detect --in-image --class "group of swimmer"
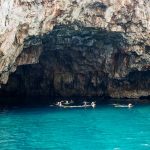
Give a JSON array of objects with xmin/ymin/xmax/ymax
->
[
  {"xmin": 56, "ymin": 100, "xmax": 96, "ymax": 108},
  {"xmin": 54, "ymin": 100, "xmax": 133, "ymax": 109}
]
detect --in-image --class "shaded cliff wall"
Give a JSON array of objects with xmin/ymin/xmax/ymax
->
[
  {"xmin": 0, "ymin": 25, "xmax": 150, "ymax": 99},
  {"xmin": 0, "ymin": 0, "xmax": 149, "ymax": 100},
  {"xmin": 0, "ymin": 0, "xmax": 150, "ymax": 84}
]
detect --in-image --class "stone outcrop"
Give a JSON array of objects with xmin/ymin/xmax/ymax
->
[{"xmin": 0, "ymin": 0, "xmax": 150, "ymax": 99}]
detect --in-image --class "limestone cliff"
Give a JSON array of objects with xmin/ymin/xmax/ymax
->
[{"xmin": 0, "ymin": 0, "xmax": 150, "ymax": 99}]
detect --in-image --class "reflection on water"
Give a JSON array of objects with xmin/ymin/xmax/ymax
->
[{"xmin": 0, "ymin": 104, "xmax": 150, "ymax": 150}]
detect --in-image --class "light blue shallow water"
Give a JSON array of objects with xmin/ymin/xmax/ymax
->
[{"xmin": 0, "ymin": 105, "xmax": 150, "ymax": 150}]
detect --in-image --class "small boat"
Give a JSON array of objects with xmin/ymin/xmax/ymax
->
[
  {"xmin": 62, "ymin": 105, "xmax": 92, "ymax": 108},
  {"xmin": 113, "ymin": 103, "xmax": 133, "ymax": 108},
  {"xmin": 55, "ymin": 101, "xmax": 96, "ymax": 108}
]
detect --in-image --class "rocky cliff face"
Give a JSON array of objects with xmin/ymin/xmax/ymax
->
[{"xmin": 0, "ymin": 0, "xmax": 150, "ymax": 99}]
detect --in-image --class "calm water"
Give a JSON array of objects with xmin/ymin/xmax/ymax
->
[{"xmin": 0, "ymin": 105, "xmax": 150, "ymax": 150}]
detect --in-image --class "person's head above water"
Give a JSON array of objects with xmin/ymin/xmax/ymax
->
[{"xmin": 128, "ymin": 103, "xmax": 132, "ymax": 107}]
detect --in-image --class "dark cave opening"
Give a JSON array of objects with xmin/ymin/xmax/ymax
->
[{"xmin": 0, "ymin": 24, "xmax": 149, "ymax": 105}]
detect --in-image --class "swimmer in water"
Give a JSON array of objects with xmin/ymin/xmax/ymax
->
[
  {"xmin": 128, "ymin": 103, "xmax": 133, "ymax": 108},
  {"xmin": 56, "ymin": 101, "xmax": 63, "ymax": 107},
  {"xmin": 83, "ymin": 101, "xmax": 88, "ymax": 107},
  {"xmin": 70, "ymin": 100, "xmax": 74, "ymax": 104},
  {"xmin": 56, "ymin": 102, "xmax": 60, "ymax": 106},
  {"xmin": 64, "ymin": 100, "xmax": 69, "ymax": 105},
  {"xmin": 91, "ymin": 102, "xmax": 96, "ymax": 108},
  {"xmin": 58, "ymin": 101, "xmax": 63, "ymax": 107}
]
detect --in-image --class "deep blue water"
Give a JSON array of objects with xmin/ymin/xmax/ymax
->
[{"xmin": 0, "ymin": 104, "xmax": 150, "ymax": 150}]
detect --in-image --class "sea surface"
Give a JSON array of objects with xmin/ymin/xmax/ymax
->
[{"xmin": 0, "ymin": 104, "xmax": 150, "ymax": 150}]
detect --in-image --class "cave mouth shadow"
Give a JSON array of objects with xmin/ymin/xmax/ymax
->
[{"xmin": 0, "ymin": 24, "xmax": 149, "ymax": 105}]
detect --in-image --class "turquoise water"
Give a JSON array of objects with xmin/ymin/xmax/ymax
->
[{"xmin": 0, "ymin": 105, "xmax": 150, "ymax": 150}]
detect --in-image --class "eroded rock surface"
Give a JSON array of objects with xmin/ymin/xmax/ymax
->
[{"xmin": 0, "ymin": 0, "xmax": 150, "ymax": 98}]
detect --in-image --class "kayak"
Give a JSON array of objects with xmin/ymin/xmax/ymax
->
[
  {"xmin": 113, "ymin": 104, "xmax": 133, "ymax": 108},
  {"xmin": 63, "ymin": 105, "xmax": 92, "ymax": 108}
]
